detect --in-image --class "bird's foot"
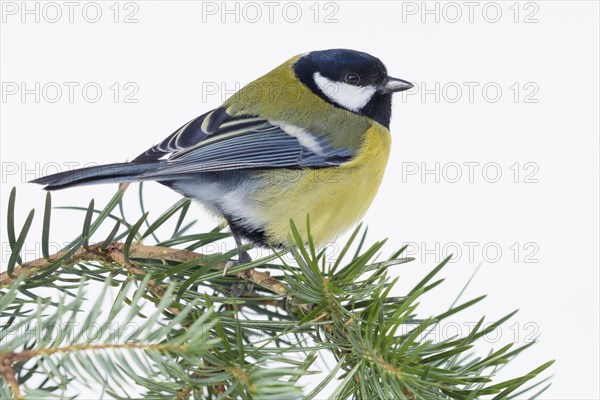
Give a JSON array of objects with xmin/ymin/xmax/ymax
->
[
  {"xmin": 230, "ymin": 278, "xmax": 254, "ymax": 297},
  {"xmin": 223, "ymin": 250, "xmax": 252, "ymax": 275},
  {"xmin": 224, "ymin": 250, "xmax": 253, "ymax": 297}
]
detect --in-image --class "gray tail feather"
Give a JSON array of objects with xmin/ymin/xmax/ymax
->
[{"xmin": 30, "ymin": 161, "xmax": 165, "ymax": 190}]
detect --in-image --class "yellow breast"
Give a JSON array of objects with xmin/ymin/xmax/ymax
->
[{"xmin": 252, "ymin": 123, "xmax": 391, "ymax": 246}]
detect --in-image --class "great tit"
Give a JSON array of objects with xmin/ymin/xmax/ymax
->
[{"xmin": 32, "ymin": 48, "xmax": 413, "ymax": 257}]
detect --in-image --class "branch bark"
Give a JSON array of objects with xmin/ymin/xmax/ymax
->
[
  {"xmin": 0, "ymin": 241, "xmax": 287, "ymax": 297},
  {"xmin": 0, "ymin": 241, "xmax": 289, "ymax": 399},
  {"xmin": 0, "ymin": 342, "xmax": 188, "ymax": 400}
]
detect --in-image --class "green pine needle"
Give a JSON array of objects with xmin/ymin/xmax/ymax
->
[{"xmin": 0, "ymin": 186, "xmax": 554, "ymax": 399}]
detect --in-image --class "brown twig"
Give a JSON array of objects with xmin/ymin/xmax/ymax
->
[
  {"xmin": 0, "ymin": 241, "xmax": 291, "ymax": 398},
  {"xmin": 236, "ymin": 268, "xmax": 286, "ymax": 296},
  {"xmin": 0, "ymin": 342, "xmax": 186, "ymax": 400},
  {"xmin": 0, "ymin": 241, "xmax": 288, "ymax": 297},
  {"xmin": 0, "ymin": 353, "xmax": 22, "ymax": 400},
  {"xmin": 176, "ymin": 386, "xmax": 192, "ymax": 400}
]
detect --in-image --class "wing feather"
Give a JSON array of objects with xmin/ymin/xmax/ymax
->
[{"xmin": 132, "ymin": 107, "xmax": 354, "ymax": 177}]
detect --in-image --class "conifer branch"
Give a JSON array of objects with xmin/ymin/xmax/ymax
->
[
  {"xmin": 0, "ymin": 241, "xmax": 287, "ymax": 298},
  {"xmin": 0, "ymin": 188, "xmax": 554, "ymax": 399}
]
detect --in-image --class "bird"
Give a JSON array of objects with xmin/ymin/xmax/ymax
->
[{"xmin": 31, "ymin": 48, "xmax": 413, "ymax": 264}]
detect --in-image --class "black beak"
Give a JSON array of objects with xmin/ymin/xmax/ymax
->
[{"xmin": 380, "ymin": 77, "xmax": 414, "ymax": 94}]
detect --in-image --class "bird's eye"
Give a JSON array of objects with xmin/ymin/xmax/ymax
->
[{"xmin": 344, "ymin": 73, "xmax": 360, "ymax": 85}]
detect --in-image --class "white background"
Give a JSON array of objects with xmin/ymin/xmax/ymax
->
[{"xmin": 1, "ymin": 1, "xmax": 599, "ymax": 399}]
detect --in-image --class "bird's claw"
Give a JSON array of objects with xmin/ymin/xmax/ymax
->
[
  {"xmin": 231, "ymin": 282, "xmax": 245, "ymax": 297},
  {"xmin": 225, "ymin": 250, "xmax": 254, "ymax": 297}
]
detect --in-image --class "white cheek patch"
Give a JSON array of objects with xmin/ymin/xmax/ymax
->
[{"xmin": 313, "ymin": 72, "xmax": 377, "ymax": 112}]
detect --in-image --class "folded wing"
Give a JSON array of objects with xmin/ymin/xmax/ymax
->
[{"xmin": 133, "ymin": 107, "xmax": 354, "ymax": 179}]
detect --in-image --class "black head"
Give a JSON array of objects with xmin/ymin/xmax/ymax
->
[{"xmin": 293, "ymin": 49, "xmax": 412, "ymax": 128}]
